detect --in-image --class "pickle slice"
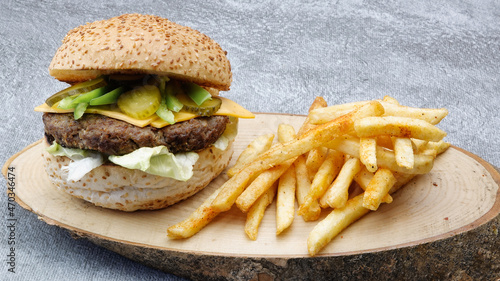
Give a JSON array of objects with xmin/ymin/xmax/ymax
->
[
  {"xmin": 117, "ymin": 85, "xmax": 161, "ymax": 119},
  {"xmin": 177, "ymin": 93, "xmax": 222, "ymax": 116},
  {"xmin": 45, "ymin": 77, "xmax": 107, "ymax": 106}
]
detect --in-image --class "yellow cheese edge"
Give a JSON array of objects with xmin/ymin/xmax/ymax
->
[{"xmin": 34, "ymin": 96, "xmax": 254, "ymax": 128}]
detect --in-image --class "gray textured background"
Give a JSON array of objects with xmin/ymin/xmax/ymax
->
[{"xmin": 1, "ymin": 0, "xmax": 499, "ymax": 280}]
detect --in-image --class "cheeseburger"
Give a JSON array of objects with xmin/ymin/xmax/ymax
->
[{"xmin": 35, "ymin": 14, "xmax": 254, "ymax": 211}]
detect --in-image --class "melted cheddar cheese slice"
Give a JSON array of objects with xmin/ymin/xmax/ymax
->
[{"xmin": 34, "ymin": 96, "xmax": 254, "ymax": 128}]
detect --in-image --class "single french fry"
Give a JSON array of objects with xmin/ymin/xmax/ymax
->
[
  {"xmin": 411, "ymin": 138, "xmax": 428, "ymax": 153},
  {"xmin": 420, "ymin": 140, "xmax": 451, "ymax": 157},
  {"xmin": 299, "ymin": 97, "xmax": 329, "ymax": 179},
  {"xmin": 359, "ymin": 137, "xmax": 377, "ymax": 172},
  {"xmin": 354, "ymin": 166, "xmax": 392, "ymax": 204},
  {"xmin": 308, "ymin": 100, "xmax": 371, "ymax": 124},
  {"xmin": 320, "ymin": 157, "xmax": 362, "ymax": 209},
  {"xmin": 295, "ymin": 154, "xmax": 321, "ymax": 221},
  {"xmin": 278, "ymin": 123, "xmax": 298, "ymax": 143},
  {"xmin": 354, "ymin": 116, "xmax": 447, "ymax": 141},
  {"xmin": 392, "ymin": 137, "xmax": 414, "ymax": 169},
  {"xmin": 227, "ymin": 133, "xmax": 275, "ymax": 177},
  {"xmin": 382, "ymin": 95, "xmax": 400, "ymax": 105},
  {"xmin": 328, "ymin": 135, "xmax": 435, "ymax": 175},
  {"xmin": 380, "ymin": 101, "xmax": 448, "ymax": 125},
  {"xmin": 299, "ymin": 149, "xmax": 344, "ymax": 215},
  {"xmin": 307, "ymin": 193, "xmax": 370, "ymax": 256},
  {"xmin": 362, "ymin": 168, "xmax": 397, "ymax": 211},
  {"xmin": 167, "ymin": 185, "xmax": 225, "ymax": 239},
  {"xmin": 276, "ymin": 164, "xmax": 297, "ymax": 235},
  {"xmin": 297, "ymin": 96, "xmax": 328, "ymax": 136},
  {"xmin": 211, "ymin": 101, "xmax": 385, "ymax": 213},
  {"xmin": 245, "ymin": 181, "xmax": 278, "ymax": 240},
  {"xmin": 305, "ymin": 146, "xmax": 329, "ymax": 181},
  {"xmin": 376, "ymin": 135, "xmax": 393, "ymax": 149}
]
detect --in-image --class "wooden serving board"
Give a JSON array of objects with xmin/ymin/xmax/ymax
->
[{"xmin": 3, "ymin": 113, "xmax": 500, "ymax": 280}]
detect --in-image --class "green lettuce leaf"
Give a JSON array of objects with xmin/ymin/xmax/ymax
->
[
  {"xmin": 108, "ymin": 146, "xmax": 199, "ymax": 181},
  {"xmin": 46, "ymin": 142, "xmax": 104, "ymax": 181}
]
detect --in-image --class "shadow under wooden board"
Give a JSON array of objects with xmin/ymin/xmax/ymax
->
[{"xmin": 3, "ymin": 113, "xmax": 500, "ymax": 280}]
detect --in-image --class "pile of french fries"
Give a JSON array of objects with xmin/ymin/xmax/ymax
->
[{"xmin": 167, "ymin": 96, "xmax": 450, "ymax": 256}]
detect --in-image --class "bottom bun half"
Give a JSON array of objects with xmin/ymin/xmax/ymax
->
[{"xmin": 41, "ymin": 139, "xmax": 233, "ymax": 211}]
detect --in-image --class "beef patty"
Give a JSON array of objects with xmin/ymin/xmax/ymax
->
[{"xmin": 43, "ymin": 113, "xmax": 230, "ymax": 155}]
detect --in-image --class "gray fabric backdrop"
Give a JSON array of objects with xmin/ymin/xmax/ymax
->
[{"xmin": 1, "ymin": 0, "xmax": 499, "ymax": 280}]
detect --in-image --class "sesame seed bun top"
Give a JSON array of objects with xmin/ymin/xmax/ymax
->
[{"xmin": 49, "ymin": 13, "xmax": 232, "ymax": 91}]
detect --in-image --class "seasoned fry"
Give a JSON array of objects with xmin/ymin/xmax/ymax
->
[
  {"xmin": 359, "ymin": 137, "xmax": 377, "ymax": 172},
  {"xmin": 420, "ymin": 140, "xmax": 451, "ymax": 157},
  {"xmin": 308, "ymin": 100, "xmax": 370, "ymax": 124},
  {"xmin": 320, "ymin": 157, "xmax": 362, "ymax": 209},
  {"xmin": 305, "ymin": 146, "xmax": 329, "ymax": 180},
  {"xmin": 295, "ymin": 154, "xmax": 322, "ymax": 221},
  {"xmin": 211, "ymin": 101, "xmax": 384, "ymax": 213},
  {"xmin": 382, "ymin": 95, "xmax": 400, "ymax": 105},
  {"xmin": 354, "ymin": 166, "xmax": 393, "ymax": 204},
  {"xmin": 380, "ymin": 101, "xmax": 448, "ymax": 125},
  {"xmin": 299, "ymin": 149, "xmax": 344, "ymax": 215},
  {"xmin": 328, "ymin": 135, "xmax": 435, "ymax": 175},
  {"xmin": 276, "ymin": 163, "xmax": 297, "ymax": 235},
  {"xmin": 392, "ymin": 137, "xmax": 414, "ymax": 169},
  {"xmin": 167, "ymin": 185, "xmax": 225, "ymax": 239},
  {"xmin": 245, "ymin": 181, "xmax": 277, "ymax": 240},
  {"xmin": 297, "ymin": 96, "xmax": 328, "ymax": 136},
  {"xmin": 227, "ymin": 133, "xmax": 275, "ymax": 178},
  {"xmin": 354, "ymin": 116, "xmax": 447, "ymax": 141},
  {"xmin": 362, "ymin": 168, "xmax": 397, "ymax": 211},
  {"xmin": 308, "ymin": 193, "xmax": 370, "ymax": 256}
]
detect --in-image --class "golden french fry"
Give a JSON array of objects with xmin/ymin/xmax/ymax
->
[
  {"xmin": 359, "ymin": 137, "xmax": 377, "ymax": 172},
  {"xmin": 307, "ymin": 193, "xmax": 370, "ymax": 256},
  {"xmin": 354, "ymin": 166, "xmax": 393, "ymax": 204},
  {"xmin": 276, "ymin": 163, "xmax": 297, "ymax": 235},
  {"xmin": 295, "ymin": 154, "xmax": 322, "ymax": 221},
  {"xmin": 227, "ymin": 133, "xmax": 275, "ymax": 178},
  {"xmin": 420, "ymin": 140, "xmax": 451, "ymax": 157},
  {"xmin": 411, "ymin": 138, "xmax": 428, "ymax": 153},
  {"xmin": 382, "ymin": 95, "xmax": 400, "ymax": 105},
  {"xmin": 329, "ymin": 135, "xmax": 435, "ymax": 175},
  {"xmin": 362, "ymin": 168, "xmax": 397, "ymax": 211},
  {"xmin": 299, "ymin": 98, "xmax": 329, "ymax": 179},
  {"xmin": 308, "ymin": 100, "xmax": 371, "ymax": 124},
  {"xmin": 297, "ymin": 97, "xmax": 328, "ymax": 136},
  {"xmin": 354, "ymin": 116, "xmax": 447, "ymax": 141},
  {"xmin": 392, "ymin": 137, "xmax": 414, "ymax": 169},
  {"xmin": 320, "ymin": 157, "xmax": 362, "ymax": 209},
  {"xmin": 211, "ymin": 101, "xmax": 384, "ymax": 213},
  {"xmin": 299, "ymin": 149, "xmax": 344, "ymax": 215},
  {"xmin": 278, "ymin": 123, "xmax": 298, "ymax": 143},
  {"xmin": 245, "ymin": 181, "xmax": 278, "ymax": 240},
  {"xmin": 380, "ymin": 101, "xmax": 448, "ymax": 125},
  {"xmin": 167, "ymin": 185, "xmax": 225, "ymax": 239},
  {"xmin": 376, "ymin": 135, "xmax": 393, "ymax": 149}
]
